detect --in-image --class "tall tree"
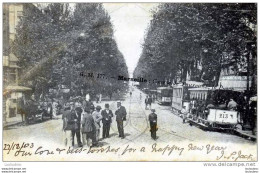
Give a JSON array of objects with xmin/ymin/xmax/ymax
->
[
  {"xmin": 134, "ymin": 3, "xmax": 256, "ymax": 89},
  {"xmin": 13, "ymin": 3, "xmax": 129, "ymax": 100}
]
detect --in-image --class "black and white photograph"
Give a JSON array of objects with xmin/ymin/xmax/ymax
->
[{"xmin": 2, "ymin": 2, "xmax": 257, "ymax": 163}]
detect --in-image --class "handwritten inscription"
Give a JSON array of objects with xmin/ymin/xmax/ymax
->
[
  {"xmin": 217, "ymin": 150, "xmax": 253, "ymax": 161},
  {"xmin": 151, "ymin": 143, "xmax": 184, "ymax": 156},
  {"xmin": 3, "ymin": 142, "xmax": 254, "ymax": 161}
]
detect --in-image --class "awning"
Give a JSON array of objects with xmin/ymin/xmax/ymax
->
[
  {"xmin": 9, "ymin": 64, "xmax": 21, "ymax": 68},
  {"xmin": 4, "ymin": 85, "xmax": 32, "ymax": 95}
]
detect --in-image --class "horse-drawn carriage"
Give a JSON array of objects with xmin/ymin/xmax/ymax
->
[{"xmin": 25, "ymin": 100, "xmax": 53, "ymax": 124}]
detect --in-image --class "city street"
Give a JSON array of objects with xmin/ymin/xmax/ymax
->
[
  {"xmin": 2, "ymin": 2, "xmax": 257, "ymax": 164},
  {"xmin": 3, "ymin": 87, "xmax": 256, "ymax": 147}
]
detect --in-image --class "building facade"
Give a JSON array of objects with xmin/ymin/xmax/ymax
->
[{"xmin": 3, "ymin": 4, "xmax": 32, "ymax": 121}]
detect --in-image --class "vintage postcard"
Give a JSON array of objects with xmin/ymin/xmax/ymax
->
[{"xmin": 2, "ymin": 2, "xmax": 257, "ymax": 162}]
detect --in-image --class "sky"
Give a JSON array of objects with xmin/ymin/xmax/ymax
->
[{"xmin": 103, "ymin": 3, "xmax": 158, "ymax": 77}]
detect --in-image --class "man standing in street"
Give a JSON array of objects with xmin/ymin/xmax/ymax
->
[
  {"xmin": 101, "ymin": 104, "xmax": 113, "ymax": 138},
  {"xmin": 148, "ymin": 109, "xmax": 158, "ymax": 140},
  {"xmin": 92, "ymin": 106, "xmax": 103, "ymax": 142},
  {"xmin": 115, "ymin": 101, "xmax": 127, "ymax": 139},
  {"xmin": 69, "ymin": 102, "xmax": 83, "ymax": 147},
  {"xmin": 81, "ymin": 106, "xmax": 95, "ymax": 147},
  {"xmin": 148, "ymin": 95, "xmax": 153, "ymax": 109},
  {"xmin": 62, "ymin": 103, "xmax": 72, "ymax": 146}
]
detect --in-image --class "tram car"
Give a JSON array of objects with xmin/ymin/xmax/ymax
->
[
  {"xmin": 157, "ymin": 87, "xmax": 172, "ymax": 105},
  {"xmin": 171, "ymin": 85, "xmax": 192, "ymax": 113},
  {"xmin": 187, "ymin": 87, "xmax": 241, "ymax": 130}
]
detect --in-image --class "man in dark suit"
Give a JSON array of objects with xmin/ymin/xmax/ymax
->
[
  {"xmin": 148, "ymin": 109, "xmax": 157, "ymax": 140},
  {"xmin": 68, "ymin": 102, "xmax": 83, "ymax": 147},
  {"xmin": 62, "ymin": 103, "xmax": 72, "ymax": 146},
  {"xmin": 115, "ymin": 101, "xmax": 127, "ymax": 139},
  {"xmin": 81, "ymin": 106, "xmax": 96, "ymax": 147},
  {"xmin": 148, "ymin": 95, "xmax": 153, "ymax": 109},
  {"xmin": 101, "ymin": 104, "xmax": 113, "ymax": 138}
]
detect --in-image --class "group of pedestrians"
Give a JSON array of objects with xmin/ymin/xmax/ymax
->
[{"xmin": 62, "ymin": 98, "xmax": 127, "ymax": 148}]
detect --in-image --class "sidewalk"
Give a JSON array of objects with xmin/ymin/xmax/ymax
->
[{"xmin": 3, "ymin": 115, "xmax": 24, "ymax": 128}]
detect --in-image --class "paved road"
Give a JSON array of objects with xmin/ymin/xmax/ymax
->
[{"xmin": 3, "ymin": 87, "xmax": 256, "ymax": 147}]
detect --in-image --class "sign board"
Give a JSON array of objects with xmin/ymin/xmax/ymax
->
[
  {"xmin": 218, "ymin": 75, "xmax": 252, "ymax": 91},
  {"xmin": 162, "ymin": 97, "xmax": 171, "ymax": 102},
  {"xmin": 208, "ymin": 109, "xmax": 238, "ymax": 124}
]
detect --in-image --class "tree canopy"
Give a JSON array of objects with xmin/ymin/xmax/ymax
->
[
  {"xmin": 13, "ymin": 3, "xmax": 128, "ymax": 100},
  {"xmin": 134, "ymin": 3, "xmax": 256, "ymax": 89}
]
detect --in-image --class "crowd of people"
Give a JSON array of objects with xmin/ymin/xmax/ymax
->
[{"xmin": 62, "ymin": 96, "xmax": 127, "ymax": 148}]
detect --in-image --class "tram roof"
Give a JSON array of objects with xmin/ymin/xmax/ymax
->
[
  {"xmin": 188, "ymin": 87, "xmax": 242, "ymax": 93},
  {"xmin": 188, "ymin": 87, "xmax": 214, "ymax": 91},
  {"xmin": 172, "ymin": 85, "xmax": 193, "ymax": 89},
  {"xmin": 157, "ymin": 87, "xmax": 172, "ymax": 90}
]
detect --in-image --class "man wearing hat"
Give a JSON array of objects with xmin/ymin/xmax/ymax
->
[
  {"xmin": 92, "ymin": 105, "xmax": 103, "ymax": 144},
  {"xmin": 148, "ymin": 109, "xmax": 158, "ymax": 140},
  {"xmin": 227, "ymin": 98, "xmax": 238, "ymax": 111},
  {"xmin": 115, "ymin": 101, "xmax": 127, "ymax": 139},
  {"xmin": 81, "ymin": 106, "xmax": 95, "ymax": 147},
  {"xmin": 101, "ymin": 104, "xmax": 113, "ymax": 138},
  {"xmin": 69, "ymin": 102, "xmax": 83, "ymax": 147},
  {"xmin": 62, "ymin": 103, "xmax": 71, "ymax": 146}
]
